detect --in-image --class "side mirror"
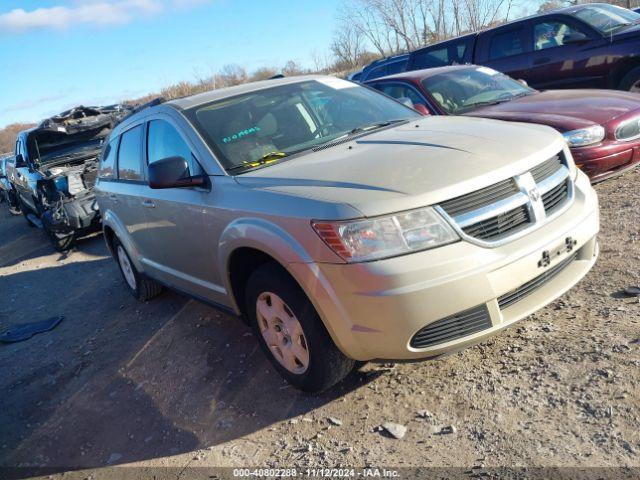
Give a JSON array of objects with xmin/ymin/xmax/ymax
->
[
  {"xmin": 14, "ymin": 154, "xmax": 27, "ymax": 168},
  {"xmin": 148, "ymin": 156, "xmax": 206, "ymax": 189},
  {"xmin": 517, "ymin": 79, "xmax": 528, "ymax": 87},
  {"xmin": 414, "ymin": 104, "xmax": 430, "ymax": 116}
]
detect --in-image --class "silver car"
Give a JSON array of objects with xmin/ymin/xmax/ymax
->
[{"xmin": 96, "ymin": 75, "xmax": 599, "ymax": 391}]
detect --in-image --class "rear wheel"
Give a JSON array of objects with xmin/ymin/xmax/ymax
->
[
  {"xmin": 245, "ymin": 262, "xmax": 356, "ymax": 392},
  {"xmin": 113, "ymin": 237, "xmax": 163, "ymax": 301},
  {"xmin": 619, "ymin": 66, "xmax": 640, "ymax": 92}
]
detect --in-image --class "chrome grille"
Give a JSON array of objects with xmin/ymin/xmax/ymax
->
[
  {"xmin": 410, "ymin": 305, "xmax": 491, "ymax": 349},
  {"xmin": 437, "ymin": 152, "xmax": 573, "ymax": 245},
  {"xmin": 498, "ymin": 253, "xmax": 577, "ymax": 310},
  {"xmin": 531, "ymin": 155, "xmax": 562, "ymax": 183},
  {"xmin": 440, "ymin": 179, "xmax": 518, "ymax": 217},
  {"xmin": 542, "ymin": 178, "xmax": 569, "ymax": 214},
  {"xmin": 462, "ymin": 205, "xmax": 530, "ymax": 240}
]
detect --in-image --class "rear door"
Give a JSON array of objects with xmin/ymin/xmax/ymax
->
[
  {"xmin": 139, "ymin": 115, "xmax": 226, "ymax": 304},
  {"xmin": 107, "ymin": 123, "xmax": 157, "ymax": 260},
  {"xmin": 475, "ymin": 22, "xmax": 532, "ymax": 81}
]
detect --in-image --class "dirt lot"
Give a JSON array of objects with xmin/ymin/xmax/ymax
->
[{"xmin": 0, "ymin": 170, "xmax": 639, "ymax": 479}]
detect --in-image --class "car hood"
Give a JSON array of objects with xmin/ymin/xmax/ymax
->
[
  {"xmin": 465, "ymin": 90, "xmax": 640, "ymax": 132},
  {"xmin": 235, "ymin": 116, "xmax": 565, "ymax": 218}
]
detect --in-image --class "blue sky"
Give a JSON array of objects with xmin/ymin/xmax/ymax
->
[{"xmin": 0, "ymin": 0, "xmax": 341, "ymax": 128}]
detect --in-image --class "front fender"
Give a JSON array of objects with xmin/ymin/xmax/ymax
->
[
  {"xmin": 218, "ymin": 217, "xmax": 315, "ymax": 299},
  {"xmin": 101, "ymin": 209, "xmax": 146, "ymax": 273}
]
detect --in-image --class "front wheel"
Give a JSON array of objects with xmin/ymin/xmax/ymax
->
[
  {"xmin": 245, "ymin": 262, "xmax": 357, "ymax": 392},
  {"xmin": 619, "ymin": 66, "xmax": 640, "ymax": 92},
  {"xmin": 45, "ymin": 228, "xmax": 75, "ymax": 252}
]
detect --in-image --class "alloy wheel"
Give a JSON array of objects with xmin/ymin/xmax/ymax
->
[{"xmin": 117, "ymin": 245, "xmax": 137, "ymax": 290}]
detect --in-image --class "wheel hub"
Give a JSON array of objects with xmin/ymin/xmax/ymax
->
[{"xmin": 256, "ymin": 292, "xmax": 309, "ymax": 374}]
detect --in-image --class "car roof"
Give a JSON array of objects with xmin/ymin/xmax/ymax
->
[
  {"xmin": 362, "ymin": 53, "xmax": 409, "ymax": 72},
  {"xmin": 410, "ymin": 2, "xmax": 609, "ymax": 56},
  {"xmin": 367, "ymin": 64, "xmax": 476, "ymax": 83},
  {"xmin": 167, "ymin": 75, "xmax": 335, "ymax": 110}
]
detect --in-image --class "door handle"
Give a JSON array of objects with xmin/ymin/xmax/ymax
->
[
  {"xmin": 142, "ymin": 199, "xmax": 156, "ymax": 208},
  {"xmin": 108, "ymin": 193, "xmax": 119, "ymax": 202},
  {"xmin": 533, "ymin": 57, "xmax": 551, "ymax": 66}
]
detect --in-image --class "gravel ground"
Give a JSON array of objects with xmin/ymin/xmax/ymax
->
[{"xmin": 0, "ymin": 169, "xmax": 639, "ymax": 479}]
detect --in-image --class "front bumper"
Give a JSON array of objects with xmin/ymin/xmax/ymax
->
[
  {"xmin": 41, "ymin": 192, "xmax": 101, "ymax": 234},
  {"xmin": 572, "ymin": 141, "xmax": 640, "ymax": 183},
  {"xmin": 289, "ymin": 171, "xmax": 599, "ymax": 361}
]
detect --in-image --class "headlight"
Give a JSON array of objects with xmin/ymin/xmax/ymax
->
[
  {"xmin": 312, "ymin": 207, "xmax": 459, "ymax": 263},
  {"xmin": 615, "ymin": 117, "xmax": 640, "ymax": 141},
  {"xmin": 67, "ymin": 173, "xmax": 86, "ymax": 195},
  {"xmin": 562, "ymin": 125, "xmax": 605, "ymax": 147}
]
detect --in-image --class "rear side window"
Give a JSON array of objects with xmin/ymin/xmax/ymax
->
[
  {"xmin": 98, "ymin": 138, "xmax": 118, "ymax": 179},
  {"xmin": 489, "ymin": 29, "xmax": 525, "ymax": 60},
  {"xmin": 376, "ymin": 83, "xmax": 426, "ymax": 107},
  {"xmin": 386, "ymin": 59, "xmax": 407, "ymax": 75},
  {"xmin": 412, "ymin": 47, "xmax": 449, "ymax": 69},
  {"xmin": 364, "ymin": 64, "xmax": 388, "ymax": 81},
  {"xmin": 117, "ymin": 125, "xmax": 143, "ymax": 181},
  {"xmin": 147, "ymin": 119, "xmax": 203, "ymax": 175}
]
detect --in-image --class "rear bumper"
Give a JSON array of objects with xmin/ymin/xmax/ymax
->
[
  {"xmin": 289, "ymin": 171, "xmax": 599, "ymax": 361},
  {"xmin": 571, "ymin": 141, "xmax": 640, "ymax": 182}
]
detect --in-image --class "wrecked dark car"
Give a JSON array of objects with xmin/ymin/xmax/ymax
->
[{"xmin": 12, "ymin": 105, "xmax": 132, "ymax": 250}]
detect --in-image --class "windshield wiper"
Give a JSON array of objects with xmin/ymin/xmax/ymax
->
[
  {"xmin": 346, "ymin": 119, "xmax": 407, "ymax": 136},
  {"xmin": 227, "ymin": 151, "xmax": 287, "ymax": 173}
]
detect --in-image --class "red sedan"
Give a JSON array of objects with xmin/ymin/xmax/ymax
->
[{"xmin": 366, "ymin": 65, "xmax": 640, "ymax": 182}]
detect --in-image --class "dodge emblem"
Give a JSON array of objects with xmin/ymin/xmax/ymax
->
[{"xmin": 528, "ymin": 187, "xmax": 541, "ymax": 202}]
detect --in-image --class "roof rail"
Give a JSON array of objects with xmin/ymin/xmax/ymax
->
[{"xmin": 129, "ymin": 97, "xmax": 166, "ymax": 115}]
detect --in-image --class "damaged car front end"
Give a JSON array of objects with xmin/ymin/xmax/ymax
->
[{"xmin": 14, "ymin": 105, "xmax": 131, "ymax": 251}]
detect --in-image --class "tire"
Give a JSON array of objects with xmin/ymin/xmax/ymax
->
[
  {"xmin": 112, "ymin": 237, "xmax": 163, "ymax": 302},
  {"xmin": 245, "ymin": 262, "xmax": 356, "ymax": 392},
  {"xmin": 618, "ymin": 66, "xmax": 640, "ymax": 92},
  {"xmin": 7, "ymin": 190, "xmax": 21, "ymax": 215},
  {"xmin": 17, "ymin": 196, "xmax": 36, "ymax": 227},
  {"xmin": 45, "ymin": 227, "xmax": 75, "ymax": 252}
]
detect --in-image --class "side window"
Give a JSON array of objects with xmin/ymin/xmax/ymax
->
[
  {"xmin": 365, "ymin": 64, "xmax": 388, "ymax": 81},
  {"xmin": 533, "ymin": 21, "xmax": 587, "ymax": 51},
  {"xmin": 386, "ymin": 60, "xmax": 407, "ymax": 75},
  {"xmin": 413, "ymin": 47, "xmax": 449, "ymax": 69},
  {"xmin": 378, "ymin": 83, "xmax": 426, "ymax": 107},
  {"xmin": 98, "ymin": 138, "xmax": 118, "ymax": 179},
  {"xmin": 489, "ymin": 29, "xmax": 525, "ymax": 60},
  {"xmin": 117, "ymin": 125, "xmax": 144, "ymax": 181},
  {"xmin": 147, "ymin": 119, "xmax": 202, "ymax": 175}
]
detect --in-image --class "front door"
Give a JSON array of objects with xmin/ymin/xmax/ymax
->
[
  {"xmin": 527, "ymin": 17, "xmax": 605, "ymax": 89},
  {"xmin": 139, "ymin": 117, "xmax": 226, "ymax": 304}
]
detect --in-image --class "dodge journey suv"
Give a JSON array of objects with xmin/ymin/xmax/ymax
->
[{"xmin": 95, "ymin": 75, "xmax": 599, "ymax": 392}]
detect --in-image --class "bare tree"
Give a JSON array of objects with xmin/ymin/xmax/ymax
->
[
  {"xmin": 334, "ymin": 0, "xmax": 517, "ymax": 59},
  {"xmin": 218, "ymin": 64, "xmax": 248, "ymax": 87},
  {"xmin": 331, "ymin": 23, "xmax": 366, "ymax": 67}
]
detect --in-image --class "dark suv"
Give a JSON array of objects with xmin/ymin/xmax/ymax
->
[
  {"xmin": 12, "ymin": 105, "xmax": 130, "ymax": 251},
  {"xmin": 406, "ymin": 3, "xmax": 640, "ymax": 91}
]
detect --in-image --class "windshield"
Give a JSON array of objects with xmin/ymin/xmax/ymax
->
[
  {"xmin": 185, "ymin": 79, "xmax": 420, "ymax": 173},
  {"xmin": 421, "ymin": 67, "xmax": 533, "ymax": 114},
  {"xmin": 572, "ymin": 4, "xmax": 640, "ymax": 34}
]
